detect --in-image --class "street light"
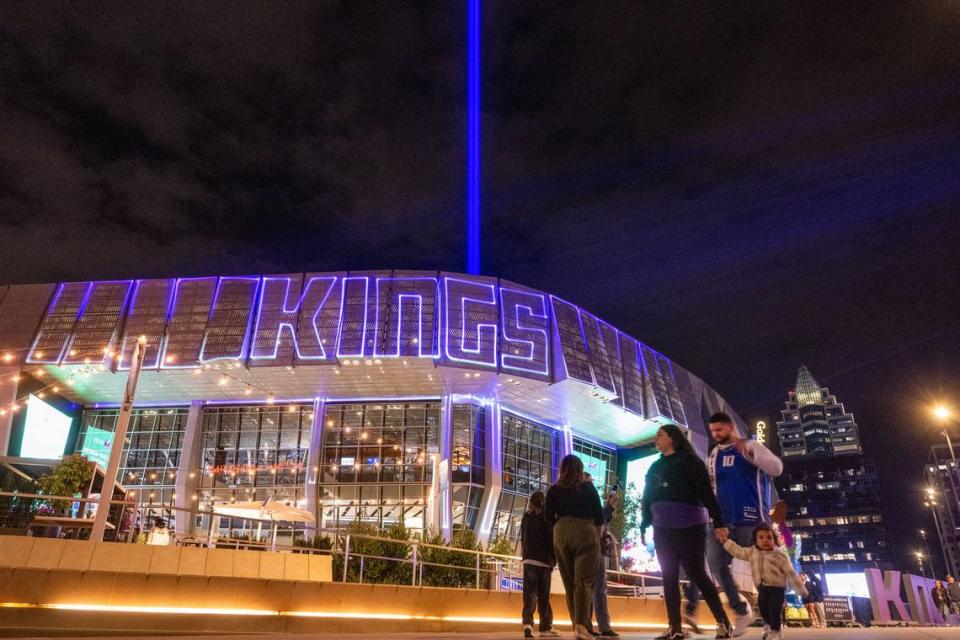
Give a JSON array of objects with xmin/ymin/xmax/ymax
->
[
  {"xmin": 933, "ymin": 404, "xmax": 957, "ymax": 465},
  {"xmin": 917, "ymin": 551, "xmax": 929, "ymax": 580},
  {"xmin": 921, "ymin": 529, "xmax": 934, "ymax": 574}
]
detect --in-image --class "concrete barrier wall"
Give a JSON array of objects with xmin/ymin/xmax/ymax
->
[
  {"xmin": 0, "ymin": 535, "xmax": 332, "ymax": 582},
  {"xmin": 0, "ymin": 535, "xmax": 671, "ymax": 635}
]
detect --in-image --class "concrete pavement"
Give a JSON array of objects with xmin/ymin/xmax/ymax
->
[{"xmin": 7, "ymin": 629, "xmax": 960, "ymax": 639}]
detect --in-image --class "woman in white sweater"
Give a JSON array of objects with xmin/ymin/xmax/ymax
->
[{"xmin": 719, "ymin": 523, "xmax": 806, "ymax": 640}]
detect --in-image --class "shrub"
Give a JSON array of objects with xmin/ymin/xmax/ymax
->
[
  {"xmin": 37, "ymin": 454, "xmax": 93, "ymax": 514},
  {"xmin": 336, "ymin": 521, "xmax": 412, "ymax": 585},
  {"xmin": 420, "ymin": 528, "xmax": 483, "ymax": 588}
]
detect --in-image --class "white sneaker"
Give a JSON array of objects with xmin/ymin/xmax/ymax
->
[
  {"xmin": 524, "ymin": 625, "xmax": 535, "ymax": 639},
  {"xmin": 539, "ymin": 629, "xmax": 562, "ymax": 637},
  {"xmin": 732, "ymin": 603, "xmax": 753, "ymax": 637},
  {"xmin": 575, "ymin": 625, "xmax": 593, "ymax": 640}
]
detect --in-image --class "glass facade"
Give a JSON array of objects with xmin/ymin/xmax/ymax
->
[
  {"xmin": 76, "ymin": 407, "xmax": 189, "ymax": 506},
  {"xmin": 493, "ymin": 412, "xmax": 558, "ymax": 541},
  {"xmin": 573, "ymin": 437, "xmax": 618, "ymax": 496},
  {"xmin": 318, "ymin": 401, "xmax": 440, "ymax": 535},
  {"xmin": 69, "ymin": 398, "xmax": 618, "ymax": 548},
  {"xmin": 197, "ymin": 404, "xmax": 313, "ymax": 532},
  {"xmin": 451, "ymin": 403, "xmax": 485, "ymax": 529}
]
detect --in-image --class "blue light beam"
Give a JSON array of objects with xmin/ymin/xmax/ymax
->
[{"xmin": 467, "ymin": 0, "xmax": 481, "ymax": 275}]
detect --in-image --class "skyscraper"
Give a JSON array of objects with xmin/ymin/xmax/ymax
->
[
  {"xmin": 923, "ymin": 444, "xmax": 960, "ymax": 578},
  {"xmin": 776, "ymin": 365, "xmax": 861, "ymax": 458},
  {"xmin": 774, "ymin": 366, "xmax": 895, "ymax": 573}
]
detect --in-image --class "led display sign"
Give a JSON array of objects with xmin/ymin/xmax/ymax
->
[
  {"xmin": 24, "ymin": 272, "xmax": 688, "ymax": 424},
  {"xmin": 20, "ymin": 394, "xmax": 73, "ymax": 459}
]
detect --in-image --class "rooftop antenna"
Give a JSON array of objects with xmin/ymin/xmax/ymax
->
[{"xmin": 466, "ymin": 0, "xmax": 481, "ymax": 275}]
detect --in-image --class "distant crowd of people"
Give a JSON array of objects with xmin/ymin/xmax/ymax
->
[{"xmin": 523, "ymin": 412, "xmax": 808, "ymax": 640}]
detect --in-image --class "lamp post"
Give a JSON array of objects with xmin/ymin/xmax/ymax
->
[
  {"xmin": 917, "ymin": 552, "xmax": 928, "ymax": 580},
  {"xmin": 91, "ymin": 336, "xmax": 147, "ymax": 542}
]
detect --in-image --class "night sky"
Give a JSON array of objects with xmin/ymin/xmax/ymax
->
[{"xmin": 1, "ymin": 2, "xmax": 959, "ymax": 572}]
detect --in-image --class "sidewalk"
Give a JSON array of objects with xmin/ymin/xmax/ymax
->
[{"xmin": 10, "ymin": 630, "xmax": 960, "ymax": 640}]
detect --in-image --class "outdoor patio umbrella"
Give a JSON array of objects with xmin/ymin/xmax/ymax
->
[{"xmin": 211, "ymin": 498, "xmax": 315, "ymax": 550}]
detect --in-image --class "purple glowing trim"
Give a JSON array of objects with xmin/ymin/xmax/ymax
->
[
  {"xmin": 443, "ymin": 277, "xmax": 498, "ymax": 368},
  {"xmin": 25, "ymin": 282, "xmax": 66, "ymax": 364},
  {"xmin": 336, "ymin": 276, "xmax": 369, "ymax": 358},
  {"xmin": 203, "ymin": 397, "xmax": 314, "ymax": 406},
  {"xmin": 26, "ymin": 281, "xmax": 95, "ymax": 365},
  {"xmin": 250, "ymin": 276, "xmax": 338, "ymax": 361},
  {"xmin": 498, "ymin": 287, "xmax": 549, "ymax": 377},
  {"xmin": 199, "ymin": 276, "xmax": 261, "ymax": 363},
  {"xmin": 118, "ymin": 280, "xmax": 159, "ymax": 370},
  {"xmin": 499, "ymin": 403, "xmax": 566, "ymax": 434},
  {"xmin": 160, "ymin": 277, "xmax": 218, "ymax": 370},
  {"xmin": 62, "ymin": 280, "xmax": 135, "ymax": 367},
  {"xmin": 563, "ymin": 424, "xmax": 574, "ymax": 457},
  {"xmin": 596, "ymin": 318, "xmax": 622, "ymax": 396},
  {"xmin": 323, "ymin": 394, "xmax": 439, "ymax": 404},
  {"xmin": 373, "ymin": 277, "xmax": 440, "ymax": 359}
]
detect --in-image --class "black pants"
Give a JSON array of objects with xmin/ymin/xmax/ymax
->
[
  {"xmin": 522, "ymin": 563, "xmax": 554, "ymax": 630},
  {"xmin": 758, "ymin": 585, "xmax": 785, "ymax": 631},
  {"xmin": 654, "ymin": 525, "xmax": 730, "ymax": 632}
]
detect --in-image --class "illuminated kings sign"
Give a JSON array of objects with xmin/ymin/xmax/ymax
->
[{"xmin": 24, "ymin": 272, "xmax": 687, "ymax": 424}]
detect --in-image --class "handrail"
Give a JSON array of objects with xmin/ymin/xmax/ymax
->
[{"xmin": 1, "ymin": 492, "xmax": 668, "ymax": 591}]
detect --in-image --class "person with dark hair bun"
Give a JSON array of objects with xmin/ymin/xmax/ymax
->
[
  {"xmin": 545, "ymin": 454, "xmax": 604, "ymax": 640},
  {"xmin": 640, "ymin": 425, "xmax": 734, "ymax": 640}
]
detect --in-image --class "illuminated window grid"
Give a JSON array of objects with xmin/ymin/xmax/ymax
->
[
  {"xmin": 318, "ymin": 402, "xmax": 440, "ymax": 535},
  {"xmin": 572, "ymin": 437, "xmax": 618, "ymax": 497},
  {"xmin": 77, "ymin": 407, "xmax": 189, "ymax": 505},
  {"xmin": 452, "ymin": 404, "xmax": 485, "ymax": 529},
  {"xmin": 494, "ymin": 412, "xmax": 558, "ymax": 542},
  {"xmin": 198, "ymin": 404, "xmax": 313, "ymax": 498}
]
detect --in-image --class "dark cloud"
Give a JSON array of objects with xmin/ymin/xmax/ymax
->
[{"xmin": 1, "ymin": 1, "xmax": 959, "ymax": 570}]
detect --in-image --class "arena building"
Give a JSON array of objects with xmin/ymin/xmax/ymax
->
[{"xmin": 0, "ymin": 271, "xmax": 745, "ymax": 545}]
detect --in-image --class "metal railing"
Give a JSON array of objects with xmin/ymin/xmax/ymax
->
[{"xmin": 0, "ymin": 491, "xmax": 666, "ymax": 596}]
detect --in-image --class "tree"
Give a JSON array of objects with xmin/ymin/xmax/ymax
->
[{"xmin": 37, "ymin": 454, "xmax": 93, "ymax": 514}]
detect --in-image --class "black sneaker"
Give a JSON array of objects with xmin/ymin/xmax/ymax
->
[
  {"xmin": 715, "ymin": 620, "xmax": 733, "ymax": 639},
  {"xmin": 523, "ymin": 625, "xmax": 535, "ymax": 639}
]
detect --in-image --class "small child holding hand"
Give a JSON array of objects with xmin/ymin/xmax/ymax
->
[{"xmin": 718, "ymin": 523, "xmax": 806, "ymax": 640}]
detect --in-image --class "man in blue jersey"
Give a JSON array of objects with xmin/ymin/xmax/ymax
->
[{"xmin": 684, "ymin": 412, "xmax": 783, "ymax": 637}]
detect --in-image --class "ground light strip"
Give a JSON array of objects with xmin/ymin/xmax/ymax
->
[{"xmin": 0, "ymin": 602, "xmax": 716, "ymax": 630}]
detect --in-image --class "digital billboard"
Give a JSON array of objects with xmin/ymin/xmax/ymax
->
[
  {"xmin": 20, "ymin": 394, "xmax": 73, "ymax": 459},
  {"xmin": 622, "ymin": 451, "xmax": 662, "ymax": 573},
  {"xmin": 825, "ymin": 572, "xmax": 870, "ymax": 598},
  {"xmin": 580, "ymin": 452, "xmax": 608, "ymax": 493},
  {"xmin": 79, "ymin": 425, "xmax": 113, "ymax": 468}
]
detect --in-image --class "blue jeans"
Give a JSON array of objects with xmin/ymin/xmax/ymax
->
[
  {"xmin": 688, "ymin": 523, "xmax": 753, "ymax": 616},
  {"xmin": 593, "ymin": 558, "xmax": 611, "ymax": 632}
]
